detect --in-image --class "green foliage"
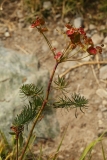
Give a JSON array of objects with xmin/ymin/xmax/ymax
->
[
  {"xmin": 101, "ymin": 141, "xmax": 106, "ymax": 160},
  {"xmin": 12, "ymin": 99, "xmax": 42, "ymax": 127},
  {"xmin": 0, "ymin": 130, "xmax": 10, "ymax": 149},
  {"xmin": 0, "ymin": 129, "xmax": 36, "ymax": 160},
  {"xmin": 13, "ymin": 84, "xmax": 44, "ymax": 127},
  {"xmin": 21, "ymin": 0, "xmax": 107, "ymax": 25},
  {"xmin": 62, "ymin": 0, "xmax": 84, "ymax": 17},
  {"xmin": 99, "ymin": 0, "xmax": 107, "ymax": 12},
  {"xmin": 20, "ymin": 83, "xmax": 43, "ymax": 98},
  {"xmin": 54, "ymin": 76, "xmax": 68, "ymax": 92},
  {"xmin": 53, "ymin": 93, "xmax": 88, "ymax": 117},
  {"xmin": 71, "ymin": 93, "xmax": 88, "ymax": 108},
  {"xmin": 53, "ymin": 93, "xmax": 88, "ymax": 108}
]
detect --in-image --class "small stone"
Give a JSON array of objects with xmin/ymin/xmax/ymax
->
[
  {"xmin": 4, "ymin": 31, "xmax": 10, "ymax": 37},
  {"xmin": 63, "ymin": 61, "xmax": 77, "ymax": 69},
  {"xmin": 28, "ymin": 25, "xmax": 33, "ymax": 32},
  {"xmin": 82, "ymin": 88, "xmax": 94, "ymax": 99},
  {"xmin": 55, "ymin": 14, "xmax": 61, "ymax": 19},
  {"xmin": 99, "ymin": 65, "xmax": 107, "ymax": 79},
  {"xmin": 99, "ymin": 25, "xmax": 105, "ymax": 30},
  {"xmin": 51, "ymin": 40, "xmax": 59, "ymax": 48},
  {"xmin": 64, "ymin": 17, "xmax": 69, "ymax": 23},
  {"xmin": 98, "ymin": 119, "xmax": 103, "ymax": 126},
  {"xmin": 53, "ymin": 26, "xmax": 61, "ymax": 36},
  {"xmin": 98, "ymin": 128, "xmax": 104, "ymax": 137},
  {"xmin": 101, "ymin": 107, "xmax": 107, "ymax": 112},
  {"xmin": 58, "ymin": 155, "xmax": 64, "ymax": 159},
  {"xmin": 104, "ymin": 36, "xmax": 107, "ymax": 44},
  {"xmin": 103, "ymin": 112, "xmax": 107, "ymax": 119},
  {"xmin": 97, "ymin": 112, "xmax": 103, "ymax": 119},
  {"xmin": 102, "ymin": 44, "xmax": 107, "ymax": 50},
  {"xmin": 42, "ymin": 44, "xmax": 49, "ymax": 52},
  {"xmin": 43, "ymin": 1, "xmax": 52, "ymax": 10},
  {"xmin": 18, "ymin": 22, "xmax": 25, "ymax": 29},
  {"xmin": 91, "ymin": 150, "xmax": 96, "ymax": 154},
  {"xmin": 86, "ymin": 33, "xmax": 91, "ymax": 37},
  {"xmin": 66, "ymin": 154, "xmax": 70, "ymax": 157},
  {"xmin": 81, "ymin": 52, "xmax": 90, "ymax": 61},
  {"xmin": 79, "ymin": 147, "xmax": 84, "ymax": 153},
  {"xmin": 16, "ymin": 10, "xmax": 23, "ymax": 18},
  {"xmin": 90, "ymin": 30, "xmax": 97, "ymax": 35},
  {"xmin": 91, "ymin": 33, "xmax": 103, "ymax": 45},
  {"xmin": 96, "ymin": 88, "xmax": 107, "ymax": 99},
  {"xmin": 65, "ymin": 73, "xmax": 70, "ymax": 79},
  {"xmin": 89, "ymin": 24, "xmax": 96, "ymax": 30},
  {"xmin": 73, "ymin": 17, "xmax": 83, "ymax": 28},
  {"xmin": 102, "ymin": 100, "xmax": 107, "ymax": 105}
]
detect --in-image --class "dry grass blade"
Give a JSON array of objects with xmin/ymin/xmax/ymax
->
[{"xmin": 60, "ymin": 61, "xmax": 107, "ymax": 78}]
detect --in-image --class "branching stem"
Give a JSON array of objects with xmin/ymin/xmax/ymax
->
[{"xmin": 19, "ymin": 62, "xmax": 59, "ymax": 160}]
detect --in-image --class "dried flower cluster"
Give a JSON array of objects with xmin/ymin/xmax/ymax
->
[
  {"xmin": 65, "ymin": 24, "xmax": 102, "ymax": 55},
  {"xmin": 31, "ymin": 17, "xmax": 103, "ymax": 61}
]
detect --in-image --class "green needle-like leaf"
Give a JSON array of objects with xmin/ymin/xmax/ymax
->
[
  {"xmin": 20, "ymin": 83, "xmax": 43, "ymax": 98},
  {"xmin": 54, "ymin": 76, "xmax": 68, "ymax": 92},
  {"xmin": 53, "ymin": 93, "xmax": 88, "ymax": 117},
  {"xmin": 12, "ymin": 97, "xmax": 43, "ymax": 126}
]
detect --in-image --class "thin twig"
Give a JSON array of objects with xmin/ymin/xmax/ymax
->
[
  {"xmin": 90, "ymin": 65, "xmax": 100, "ymax": 87},
  {"xmin": 15, "ymin": 44, "xmax": 32, "ymax": 54},
  {"xmin": 60, "ymin": 61, "xmax": 107, "ymax": 78},
  {"xmin": 95, "ymin": 54, "xmax": 100, "ymax": 69},
  {"xmin": 100, "ymin": 79, "xmax": 107, "ymax": 84}
]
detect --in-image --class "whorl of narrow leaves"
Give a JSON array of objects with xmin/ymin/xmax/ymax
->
[
  {"xmin": 12, "ymin": 98, "xmax": 42, "ymax": 127},
  {"xmin": 53, "ymin": 93, "xmax": 88, "ymax": 117},
  {"xmin": 71, "ymin": 93, "xmax": 88, "ymax": 108},
  {"xmin": 54, "ymin": 93, "xmax": 88, "ymax": 108},
  {"xmin": 20, "ymin": 84, "xmax": 43, "ymax": 98},
  {"xmin": 54, "ymin": 76, "xmax": 68, "ymax": 92}
]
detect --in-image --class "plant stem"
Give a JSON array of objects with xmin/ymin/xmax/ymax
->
[
  {"xmin": 19, "ymin": 62, "xmax": 59, "ymax": 160},
  {"xmin": 37, "ymin": 28, "xmax": 55, "ymax": 56},
  {"xmin": 16, "ymin": 136, "xmax": 18, "ymax": 160}
]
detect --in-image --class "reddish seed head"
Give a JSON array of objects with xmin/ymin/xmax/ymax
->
[
  {"xmin": 31, "ymin": 17, "xmax": 45, "ymax": 28},
  {"xmin": 78, "ymin": 27, "xmax": 86, "ymax": 35},
  {"xmin": 52, "ymin": 48, "xmax": 56, "ymax": 51},
  {"xmin": 96, "ymin": 46, "xmax": 102, "ymax": 54},
  {"xmin": 87, "ymin": 38, "xmax": 93, "ymax": 45},
  {"xmin": 66, "ymin": 28, "xmax": 75, "ymax": 36},
  {"xmin": 54, "ymin": 52, "xmax": 62, "ymax": 60},
  {"xmin": 31, "ymin": 20, "xmax": 40, "ymax": 28},
  {"xmin": 65, "ymin": 24, "xmax": 73, "ymax": 29},
  {"xmin": 87, "ymin": 46, "xmax": 97, "ymax": 55}
]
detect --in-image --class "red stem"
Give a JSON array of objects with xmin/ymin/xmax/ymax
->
[{"xmin": 19, "ymin": 62, "xmax": 59, "ymax": 160}]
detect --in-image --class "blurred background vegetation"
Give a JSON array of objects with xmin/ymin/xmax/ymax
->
[
  {"xmin": 0, "ymin": 0, "xmax": 107, "ymax": 24},
  {"xmin": 22, "ymin": 0, "xmax": 107, "ymax": 23}
]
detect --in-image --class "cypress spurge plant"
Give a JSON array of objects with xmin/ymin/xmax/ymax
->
[{"xmin": 10, "ymin": 17, "xmax": 103, "ymax": 160}]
